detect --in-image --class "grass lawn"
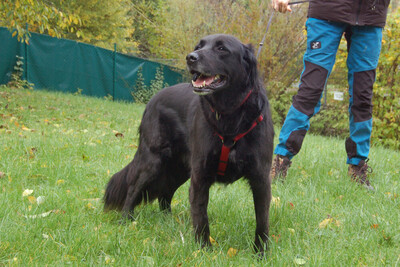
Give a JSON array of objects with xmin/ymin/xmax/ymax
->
[{"xmin": 0, "ymin": 85, "xmax": 399, "ymax": 266}]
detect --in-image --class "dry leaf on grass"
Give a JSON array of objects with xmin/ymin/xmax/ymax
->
[
  {"xmin": 36, "ymin": 196, "xmax": 45, "ymax": 205},
  {"xmin": 23, "ymin": 210, "xmax": 54, "ymax": 219},
  {"xmin": 22, "ymin": 189, "xmax": 33, "ymax": 197},
  {"xmin": 319, "ymin": 216, "xmax": 341, "ymax": 229},
  {"xmin": 227, "ymin": 247, "xmax": 238, "ymax": 258},
  {"xmin": 209, "ymin": 236, "xmax": 218, "ymax": 246},
  {"xmin": 294, "ymin": 255, "xmax": 307, "ymax": 265},
  {"xmin": 271, "ymin": 196, "xmax": 281, "ymax": 207},
  {"xmin": 27, "ymin": 196, "xmax": 37, "ymax": 204}
]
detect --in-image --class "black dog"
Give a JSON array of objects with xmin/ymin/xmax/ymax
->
[{"xmin": 104, "ymin": 34, "xmax": 274, "ymax": 254}]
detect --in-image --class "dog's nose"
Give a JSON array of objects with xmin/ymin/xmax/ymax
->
[{"xmin": 186, "ymin": 52, "xmax": 199, "ymax": 63}]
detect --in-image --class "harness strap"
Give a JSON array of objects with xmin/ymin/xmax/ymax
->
[
  {"xmin": 216, "ymin": 114, "xmax": 264, "ymax": 176},
  {"xmin": 210, "ymin": 90, "xmax": 253, "ymax": 114}
]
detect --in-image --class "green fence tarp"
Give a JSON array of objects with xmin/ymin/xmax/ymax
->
[{"xmin": 0, "ymin": 27, "xmax": 184, "ymax": 102}]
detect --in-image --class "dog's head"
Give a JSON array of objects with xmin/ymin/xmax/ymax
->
[{"xmin": 186, "ymin": 34, "xmax": 258, "ymax": 96}]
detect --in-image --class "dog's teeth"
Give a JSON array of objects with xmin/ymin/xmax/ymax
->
[{"xmin": 203, "ymin": 81, "xmax": 206, "ymax": 87}]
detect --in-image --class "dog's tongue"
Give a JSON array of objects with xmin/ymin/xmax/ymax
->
[{"xmin": 193, "ymin": 75, "xmax": 215, "ymax": 87}]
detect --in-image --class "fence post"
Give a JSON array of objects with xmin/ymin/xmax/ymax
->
[
  {"xmin": 24, "ymin": 23, "xmax": 29, "ymax": 82},
  {"xmin": 113, "ymin": 43, "xmax": 116, "ymax": 101}
]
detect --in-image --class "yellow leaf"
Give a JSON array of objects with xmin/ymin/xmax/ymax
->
[
  {"xmin": 86, "ymin": 203, "xmax": 95, "ymax": 209},
  {"xmin": 56, "ymin": 179, "xmax": 65, "ymax": 185},
  {"xmin": 319, "ymin": 217, "xmax": 341, "ymax": 229},
  {"xmin": 209, "ymin": 236, "xmax": 218, "ymax": 246},
  {"xmin": 227, "ymin": 247, "xmax": 238, "ymax": 258},
  {"xmin": 27, "ymin": 196, "xmax": 37, "ymax": 204},
  {"xmin": 271, "ymin": 196, "xmax": 281, "ymax": 207},
  {"xmin": 319, "ymin": 218, "xmax": 333, "ymax": 229}
]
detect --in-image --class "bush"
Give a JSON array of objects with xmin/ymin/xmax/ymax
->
[
  {"xmin": 7, "ymin": 55, "xmax": 34, "ymax": 90},
  {"xmin": 371, "ymin": 8, "xmax": 400, "ymax": 150},
  {"xmin": 131, "ymin": 66, "xmax": 169, "ymax": 104}
]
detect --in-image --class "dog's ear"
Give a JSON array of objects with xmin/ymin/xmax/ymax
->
[{"xmin": 242, "ymin": 43, "xmax": 258, "ymax": 86}]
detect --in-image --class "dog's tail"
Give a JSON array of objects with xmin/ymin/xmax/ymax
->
[{"xmin": 103, "ymin": 165, "xmax": 130, "ymax": 211}]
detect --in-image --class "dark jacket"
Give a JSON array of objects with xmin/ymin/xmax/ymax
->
[{"xmin": 308, "ymin": 0, "xmax": 391, "ymax": 27}]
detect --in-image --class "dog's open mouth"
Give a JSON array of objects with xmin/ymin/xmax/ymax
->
[{"xmin": 191, "ymin": 72, "xmax": 227, "ymax": 95}]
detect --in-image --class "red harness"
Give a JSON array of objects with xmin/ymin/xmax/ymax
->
[{"xmin": 209, "ymin": 90, "xmax": 264, "ymax": 176}]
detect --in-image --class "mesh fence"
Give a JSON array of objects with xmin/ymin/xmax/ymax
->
[{"xmin": 0, "ymin": 27, "xmax": 184, "ymax": 102}]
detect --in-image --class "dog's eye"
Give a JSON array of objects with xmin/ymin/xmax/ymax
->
[
  {"xmin": 194, "ymin": 45, "xmax": 201, "ymax": 51},
  {"xmin": 217, "ymin": 46, "xmax": 227, "ymax": 51}
]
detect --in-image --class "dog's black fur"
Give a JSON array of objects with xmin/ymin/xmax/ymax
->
[{"xmin": 104, "ymin": 34, "xmax": 274, "ymax": 254}]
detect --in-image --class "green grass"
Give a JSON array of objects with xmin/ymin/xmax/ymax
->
[{"xmin": 0, "ymin": 85, "xmax": 399, "ymax": 266}]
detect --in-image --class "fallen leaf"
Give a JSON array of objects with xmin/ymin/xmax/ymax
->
[
  {"xmin": 81, "ymin": 198, "xmax": 100, "ymax": 202},
  {"xmin": 319, "ymin": 216, "xmax": 341, "ymax": 229},
  {"xmin": 86, "ymin": 203, "xmax": 96, "ymax": 209},
  {"xmin": 115, "ymin": 132, "xmax": 124, "ymax": 138},
  {"xmin": 22, "ymin": 189, "xmax": 34, "ymax": 197},
  {"xmin": 288, "ymin": 228, "xmax": 295, "ymax": 234},
  {"xmin": 37, "ymin": 196, "xmax": 45, "ymax": 205},
  {"xmin": 56, "ymin": 179, "xmax": 65, "ymax": 185},
  {"xmin": 371, "ymin": 224, "xmax": 379, "ymax": 229},
  {"xmin": 209, "ymin": 236, "xmax": 218, "ymax": 246},
  {"xmin": 272, "ymin": 234, "xmax": 281, "ymax": 243},
  {"xmin": 27, "ymin": 196, "xmax": 37, "ymax": 204},
  {"xmin": 0, "ymin": 172, "xmax": 5, "ymax": 178},
  {"xmin": 294, "ymin": 255, "xmax": 307, "ymax": 265},
  {"xmin": 192, "ymin": 249, "xmax": 200, "ymax": 258},
  {"xmin": 227, "ymin": 247, "xmax": 238, "ymax": 258},
  {"xmin": 139, "ymin": 256, "xmax": 154, "ymax": 266},
  {"xmin": 271, "ymin": 196, "xmax": 281, "ymax": 207},
  {"xmin": 319, "ymin": 218, "xmax": 333, "ymax": 229},
  {"xmin": 104, "ymin": 255, "xmax": 115, "ymax": 264},
  {"xmin": 23, "ymin": 210, "xmax": 54, "ymax": 219}
]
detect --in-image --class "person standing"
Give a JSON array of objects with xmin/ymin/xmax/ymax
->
[{"xmin": 270, "ymin": 0, "xmax": 391, "ymax": 190}]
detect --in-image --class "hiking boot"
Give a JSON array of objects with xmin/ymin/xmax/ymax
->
[
  {"xmin": 270, "ymin": 155, "xmax": 292, "ymax": 180},
  {"xmin": 348, "ymin": 159, "xmax": 374, "ymax": 191}
]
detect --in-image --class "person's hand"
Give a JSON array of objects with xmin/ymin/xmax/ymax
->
[{"xmin": 272, "ymin": 0, "xmax": 292, "ymax": 13}]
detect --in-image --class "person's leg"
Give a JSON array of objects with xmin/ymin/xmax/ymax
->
[
  {"xmin": 272, "ymin": 18, "xmax": 346, "ymax": 178},
  {"xmin": 345, "ymin": 25, "xmax": 382, "ymax": 189},
  {"xmin": 345, "ymin": 25, "xmax": 383, "ymax": 165}
]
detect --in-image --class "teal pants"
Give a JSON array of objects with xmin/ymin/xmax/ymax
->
[{"xmin": 274, "ymin": 18, "xmax": 383, "ymax": 165}]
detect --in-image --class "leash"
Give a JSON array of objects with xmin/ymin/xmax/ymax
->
[{"xmin": 256, "ymin": 0, "xmax": 311, "ymax": 59}]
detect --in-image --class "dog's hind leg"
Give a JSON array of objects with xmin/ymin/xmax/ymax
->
[
  {"xmin": 158, "ymin": 193, "xmax": 173, "ymax": 212},
  {"xmin": 120, "ymin": 154, "xmax": 163, "ymax": 221}
]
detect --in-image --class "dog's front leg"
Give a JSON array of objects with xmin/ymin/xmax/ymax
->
[
  {"xmin": 189, "ymin": 178, "xmax": 211, "ymax": 247},
  {"xmin": 249, "ymin": 175, "xmax": 271, "ymax": 255}
]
